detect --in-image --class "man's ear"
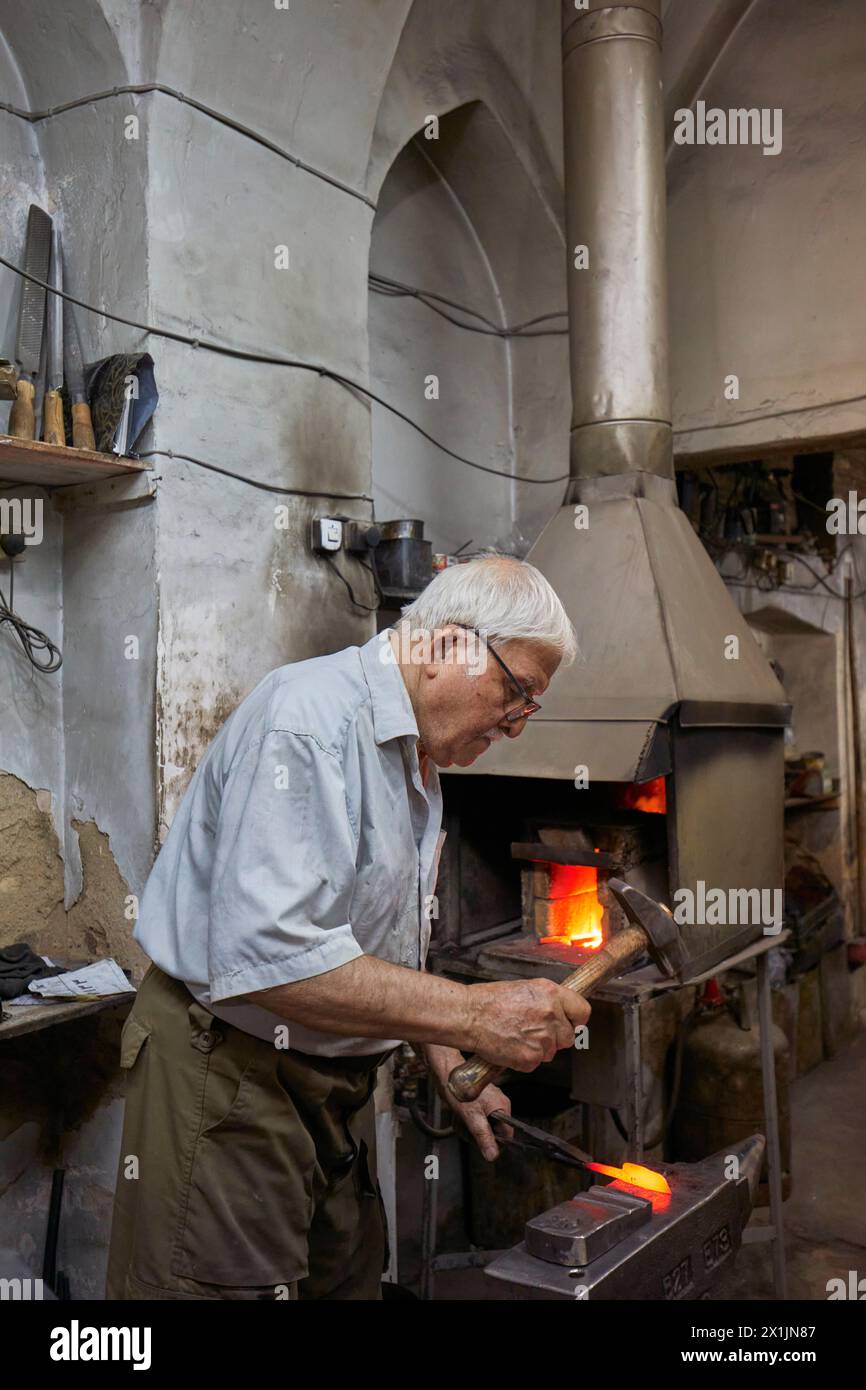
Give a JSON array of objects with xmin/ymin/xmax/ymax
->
[{"xmin": 430, "ymin": 624, "xmax": 462, "ymax": 665}]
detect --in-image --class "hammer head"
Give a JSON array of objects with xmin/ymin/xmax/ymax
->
[{"xmin": 606, "ymin": 878, "xmax": 686, "ymax": 979}]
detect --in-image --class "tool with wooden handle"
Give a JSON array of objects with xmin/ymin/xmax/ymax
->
[
  {"xmin": 42, "ymin": 225, "xmax": 65, "ymax": 445},
  {"xmin": 62, "ymin": 255, "xmax": 97, "ymax": 450},
  {"xmin": 70, "ymin": 401, "xmax": 96, "ymax": 451},
  {"xmin": 447, "ymin": 879, "xmax": 686, "ymax": 1103},
  {"xmin": 8, "ymin": 205, "xmax": 52, "ymax": 440}
]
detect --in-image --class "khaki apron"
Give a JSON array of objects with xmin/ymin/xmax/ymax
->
[{"xmin": 106, "ymin": 964, "xmax": 392, "ymax": 1300}]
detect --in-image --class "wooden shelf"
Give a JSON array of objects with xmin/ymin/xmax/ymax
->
[
  {"xmin": 0, "ymin": 435, "xmax": 149, "ymax": 488},
  {"xmin": 0, "ymin": 993, "xmax": 134, "ymax": 1040},
  {"xmin": 784, "ymin": 793, "xmax": 841, "ymax": 812},
  {"xmin": 0, "ymin": 956, "xmax": 136, "ymax": 1039}
]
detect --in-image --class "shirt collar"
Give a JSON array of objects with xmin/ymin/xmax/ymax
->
[{"xmin": 358, "ymin": 631, "xmax": 419, "ymax": 745}]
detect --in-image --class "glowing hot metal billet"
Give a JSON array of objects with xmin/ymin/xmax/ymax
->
[
  {"xmin": 586, "ymin": 1161, "xmax": 671, "ymax": 1195},
  {"xmin": 485, "ymin": 1135, "xmax": 765, "ymax": 1300}
]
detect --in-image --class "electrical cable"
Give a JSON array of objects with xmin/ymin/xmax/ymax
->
[
  {"xmin": 776, "ymin": 547, "xmax": 862, "ymax": 598},
  {"xmin": 608, "ymin": 1108, "xmax": 629, "ymax": 1144},
  {"xmin": 643, "ymin": 1005, "xmax": 701, "ymax": 1152},
  {"xmin": 674, "ymin": 391, "xmax": 866, "ymax": 436},
  {"xmin": 1, "ymin": 85, "xmax": 564, "ymax": 337},
  {"xmin": 5, "ymin": 91, "xmax": 863, "ymax": 475},
  {"xmin": 789, "ymin": 486, "xmax": 832, "ymax": 518},
  {"xmin": 695, "ymin": 465, "xmax": 866, "ymax": 599},
  {"xmin": 369, "ymin": 272, "xmax": 568, "ymax": 339},
  {"xmin": 0, "ymin": 253, "xmax": 570, "ymax": 488},
  {"xmin": 407, "ymin": 1097, "xmax": 454, "ymax": 1140},
  {"xmin": 139, "ymin": 450, "xmax": 373, "ymax": 503},
  {"xmin": 0, "ymin": 84, "xmax": 376, "ymax": 211},
  {"xmin": 357, "ymin": 552, "xmax": 385, "ymax": 606},
  {"xmin": 322, "ymin": 551, "xmax": 377, "ymax": 612},
  {"xmin": 0, "ymin": 575, "xmax": 63, "ymax": 673},
  {"xmin": 608, "ymin": 1003, "xmax": 702, "ymax": 1153},
  {"xmin": 724, "ymin": 575, "xmax": 866, "ymax": 601}
]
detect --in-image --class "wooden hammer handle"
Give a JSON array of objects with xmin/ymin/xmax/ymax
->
[{"xmin": 447, "ymin": 924, "xmax": 648, "ymax": 1103}]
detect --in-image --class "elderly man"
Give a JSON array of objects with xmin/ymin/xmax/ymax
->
[{"xmin": 106, "ymin": 554, "xmax": 590, "ymax": 1301}]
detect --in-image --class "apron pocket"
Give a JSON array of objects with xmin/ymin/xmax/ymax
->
[
  {"xmin": 171, "ymin": 1049, "xmax": 315, "ymax": 1288},
  {"xmin": 120, "ymin": 1014, "xmax": 151, "ymax": 1070}
]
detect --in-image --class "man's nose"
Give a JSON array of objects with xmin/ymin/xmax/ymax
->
[{"xmin": 502, "ymin": 716, "xmax": 528, "ymax": 738}]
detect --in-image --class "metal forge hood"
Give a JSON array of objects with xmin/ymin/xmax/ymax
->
[{"xmin": 468, "ymin": 477, "xmax": 787, "ymax": 782}]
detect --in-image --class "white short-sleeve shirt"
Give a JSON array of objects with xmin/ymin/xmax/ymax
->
[{"xmin": 134, "ymin": 631, "xmax": 444, "ymax": 1055}]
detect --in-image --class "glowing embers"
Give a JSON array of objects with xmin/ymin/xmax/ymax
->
[
  {"xmin": 537, "ymin": 863, "xmax": 604, "ymax": 950},
  {"xmin": 615, "ymin": 775, "xmax": 667, "ymax": 814}
]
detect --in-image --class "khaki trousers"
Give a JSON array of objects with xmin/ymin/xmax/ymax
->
[{"xmin": 106, "ymin": 964, "xmax": 391, "ymax": 1300}]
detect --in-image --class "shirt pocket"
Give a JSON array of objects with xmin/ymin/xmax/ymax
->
[{"xmin": 355, "ymin": 830, "xmax": 417, "ymax": 960}]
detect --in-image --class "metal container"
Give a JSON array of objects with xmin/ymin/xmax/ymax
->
[
  {"xmin": 671, "ymin": 1006, "xmax": 791, "ymax": 1201},
  {"xmin": 374, "ymin": 519, "xmax": 433, "ymax": 602}
]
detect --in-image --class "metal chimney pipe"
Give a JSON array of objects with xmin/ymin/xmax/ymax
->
[{"xmin": 561, "ymin": 0, "xmax": 673, "ymax": 486}]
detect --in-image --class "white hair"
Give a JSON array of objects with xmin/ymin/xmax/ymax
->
[{"xmin": 401, "ymin": 553, "xmax": 578, "ymax": 666}]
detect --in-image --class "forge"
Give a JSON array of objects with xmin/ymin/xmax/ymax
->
[
  {"xmin": 431, "ymin": 0, "xmax": 788, "ymax": 990},
  {"xmin": 424, "ymin": 0, "xmax": 792, "ymax": 1297}
]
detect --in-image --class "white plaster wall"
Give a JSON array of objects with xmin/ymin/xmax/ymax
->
[
  {"xmin": 0, "ymin": 0, "xmax": 154, "ymax": 900},
  {"xmin": 667, "ymin": 0, "xmax": 866, "ymax": 457},
  {"xmin": 369, "ymin": 133, "xmax": 516, "ymax": 554},
  {"xmin": 368, "ymin": 0, "xmax": 570, "ymax": 553},
  {"xmin": 0, "ymin": 31, "xmax": 46, "ymax": 371},
  {"xmin": 143, "ymin": 0, "xmax": 404, "ymax": 822},
  {"xmin": 0, "ymin": 31, "xmax": 62, "ymax": 832},
  {"xmin": 0, "ymin": 1, "xmax": 154, "ymax": 1303},
  {"xmin": 368, "ymin": 101, "xmax": 570, "ymax": 555}
]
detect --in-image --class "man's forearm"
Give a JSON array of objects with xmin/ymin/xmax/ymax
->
[{"xmin": 243, "ymin": 954, "xmax": 479, "ymax": 1051}]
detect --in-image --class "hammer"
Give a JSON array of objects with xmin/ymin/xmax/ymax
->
[{"xmin": 447, "ymin": 878, "xmax": 686, "ymax": 1103}]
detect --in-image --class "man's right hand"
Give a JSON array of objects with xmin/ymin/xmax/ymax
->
[{"xmin": 466, "ymin": 978, "xmax": 591, "ymax": 1072}]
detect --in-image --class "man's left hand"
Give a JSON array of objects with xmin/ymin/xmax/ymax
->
[{"xmin": 421, "ymin": 1044, "xmax": 513, "ymax": 1161}]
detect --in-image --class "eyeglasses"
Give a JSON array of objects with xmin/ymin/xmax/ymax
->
[{"xmin": 455, "ymin": 624, "xmax": 542, "ymax": 723}]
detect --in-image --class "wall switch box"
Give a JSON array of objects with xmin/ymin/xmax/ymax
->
[{"xmin": 311, "ymin": 517, "xmax": 343, "ymax": 552}]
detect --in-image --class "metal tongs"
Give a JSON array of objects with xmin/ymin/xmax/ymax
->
[{"xmin": 489, "ymin": 1110, "xmax": 595, "ymax": 1171}]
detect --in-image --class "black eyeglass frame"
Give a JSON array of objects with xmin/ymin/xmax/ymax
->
[{"xmin": 453, "ymin": 624, "xmax": 542, "ymax": 723}]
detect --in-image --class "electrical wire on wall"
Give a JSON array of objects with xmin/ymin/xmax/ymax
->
[
  {"xmin": 16, "ymin": 84, "xmax": 863, "ymax": 618},
  {"xmin": 0, "ymin": 554, "xmax": 62, "ymax": 673},
  {"xmin": 322, "ymin": 552, "xmax": 378, "ymax": 613},
  {"xmin": 0, "ymin": 255, "xmax": 569, "ymax": 622},
  {"xmin": 5, "ymin": 79, "xmax": 866, "ymax": 609},
  {"xmin": 138, "ymin": 449, "xmax": 374, "ymax": 504},
  {"xmin": 0, "ymin": 254, "xmax": 571, "ymax": 490},
  {"xmin": 368, "ymin": 271, "xmax": 568, "ymax": 339}
]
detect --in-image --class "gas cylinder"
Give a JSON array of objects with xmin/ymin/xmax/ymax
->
[{"xmin": 671, "ymin": 997, "xmax": 791, "ymax": 1202}]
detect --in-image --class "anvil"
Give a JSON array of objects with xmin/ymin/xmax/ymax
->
[{"xmin": 485, "ymin": 1134, "xmax": 765, "ymax": 1300}]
